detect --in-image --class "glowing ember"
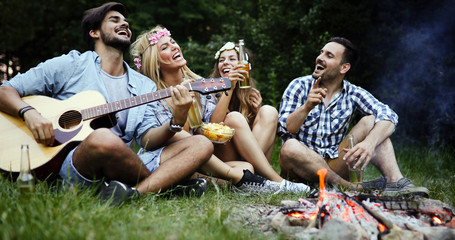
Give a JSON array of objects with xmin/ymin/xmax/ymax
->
[
  {"xmin": 378, "ymin": 223, "xmax": 387, "ymax": 232},
  {"xmin": 287, "ymin": 211, "xmax": 318, "ymax": 220},
  {"xmin": 286, "ymin": 209, "xmax": 319, "ymax": 220},
  {"xmin": 288, "ymin": 212, "xmax": 305, "ymax": 218},
  {"xmin": 433, "ymin": 216, "xmax": 443, "ymax": 225},
  {"xmin": 309, "ymin": 213, "xmax": 317, "ymax": 221}
]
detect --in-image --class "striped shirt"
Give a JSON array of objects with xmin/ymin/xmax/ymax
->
[{"xmin": 278, "ymin": 75, "xmax": 398, "ymax": 158}]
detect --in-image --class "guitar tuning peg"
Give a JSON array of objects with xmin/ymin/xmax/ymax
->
[{"xmin": 224, "ymin": 91, "xmax": 229, "ymax": 96}]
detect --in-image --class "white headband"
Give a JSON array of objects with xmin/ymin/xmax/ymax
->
[{"xmin": 214, "ymin": 42, "xmax": 240, "ymax": 60}]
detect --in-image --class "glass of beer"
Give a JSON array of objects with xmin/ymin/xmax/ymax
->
[
  {"xmin": 347, "ymin": 134, "xmax": 363, "ymax": 183},
  {"xmin": 187, "ymin": 97, "xmax": 203, "ymax": 129},
  {"xmin": 237, "ymin": 62, "xmax": 250, "ymax": 88},
  {"xmin": 237, "ymin": 39, "xmax": 251, "ymax": 88}
]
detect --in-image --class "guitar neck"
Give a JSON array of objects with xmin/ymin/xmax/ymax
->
[
  {"xmin": 79, "ymin": 76, "xmax": 233, "ymax": 120},
  {"xmin": 80, "ymin": 85, "xmax": 185, "ymax": 120}
]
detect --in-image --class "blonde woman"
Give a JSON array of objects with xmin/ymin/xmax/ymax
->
[{"xmin": 130, "ymin": 26, "xmax": 310, "ymax": 194}]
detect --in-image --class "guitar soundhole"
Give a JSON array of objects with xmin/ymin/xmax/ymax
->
[{"xmin": 59, "ymin": 110, "xmax": 82, "ymax": 129}]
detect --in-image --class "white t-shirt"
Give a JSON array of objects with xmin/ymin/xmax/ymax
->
[{"xmin": 100, "ymin": 69, "xmax": 130, "ymax": 137}]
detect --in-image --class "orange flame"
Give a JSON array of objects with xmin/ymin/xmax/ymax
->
[
  {"xmin": 287, "ymin": 168, "xmax": 391, "ymax": 231},
  {"xmin": 317, "ymin": 168, "xmax": 328, "ymax": 192},
  {"xmin": 316, "ymin": 168, "xmax": 328, "ymax": 208}
]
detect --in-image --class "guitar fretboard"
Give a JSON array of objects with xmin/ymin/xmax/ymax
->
[
  {"xmin": 80, "ymin": 87, "xmax": 174, "ymax": 120},
  {"xmin": 77, "ymin": 77, "xmax": 228, "ymax": 120}
]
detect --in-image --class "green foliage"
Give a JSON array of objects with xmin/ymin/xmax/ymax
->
[
  {"xmin": 127, "ymin": 0, "xmax": 229, "ymax": 43},
  {"xmin": 1, "ymin": 0, "xmax": 453, "ymax": 145},
  {"xmin": 180, "ymin": 37, "xmax": 215, "ymax": 77},
  {"xmin": 0, "ymin": 0, "xmax": 89, "ymax": 75}
]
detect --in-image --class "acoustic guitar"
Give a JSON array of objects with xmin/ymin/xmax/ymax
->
[{"xmin": 0, "ymin": 77, "xmax": 230, "ymax": 180}]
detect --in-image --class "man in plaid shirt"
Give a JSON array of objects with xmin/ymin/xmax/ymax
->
[{"xmin": 278, "ymin": 37, "xmax": 428, "ymax": 196}]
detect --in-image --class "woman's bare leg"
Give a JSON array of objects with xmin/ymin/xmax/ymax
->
[
  {"xmin": 251, "ymin": 105, "xmax": 278, "ymax": 163},
  {"xmin": 221, "ymin": 112, "xmax": 283, "ymax": 182}
]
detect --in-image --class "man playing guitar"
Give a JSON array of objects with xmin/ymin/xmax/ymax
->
[{"xmin": 0, "ymin": 2, "xmax": 214, "ymax": 206}]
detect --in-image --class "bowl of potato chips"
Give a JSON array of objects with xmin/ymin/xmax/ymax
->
[{"xmin": 201, "ymin": 123, "xmax": 235, "ymax": 143}]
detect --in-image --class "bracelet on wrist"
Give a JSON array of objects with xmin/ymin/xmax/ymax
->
[
  {"xmin": 168, "ymin": 117, "xmax": 184, "ymax": 133},
  {"xmin": 18, "ymin": 106, "xmax": 35, "ymax": 121}
]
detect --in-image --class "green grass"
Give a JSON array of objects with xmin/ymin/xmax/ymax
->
[{"xmin": 1, "ymin": 143, "xmax": 454, "ymax": 240}]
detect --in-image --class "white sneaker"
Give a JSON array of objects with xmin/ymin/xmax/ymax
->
[
  {"xmin": 233, "ymin": 170, "xmax": 280, "ymax": 194},
  {"xmin": 274, "ymin": 179, "xmax": 311, "ymax": 194}
]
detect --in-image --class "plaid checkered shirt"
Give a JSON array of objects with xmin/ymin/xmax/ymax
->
[{"xmin": 278, "ymin": 75, "xmax": 398, "ymax": 159}]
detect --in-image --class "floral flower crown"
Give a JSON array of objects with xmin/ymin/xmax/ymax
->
[
  {"xmin": 149, "ymin": 28, "xmax": 171, "ymax": 46},
  {"xmin": 133, "ymin": 57, "xmax": 141, "ymax": 70},
  {"xmin": 214, "ymin": 42, "xmax": 239, "ymax": 60},
  {"xmin": 133, "ymin": 28, "xmax": 172, "ymax": 70}
]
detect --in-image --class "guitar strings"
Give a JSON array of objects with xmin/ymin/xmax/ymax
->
[{"xmin": 54, "ymin": 79, "xmax": 224, "ymax": 127}]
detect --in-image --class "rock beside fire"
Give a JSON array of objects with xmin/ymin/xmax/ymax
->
[
  {"xmin": 378, "ymin": 225, "xmax": 424, "ymax": 240},
  {"xmin": 273, "ymin": 212, "xmax": 371, "ymax": 240},
  {"xmin": 413, "ymin": 226, "xmax": 455, "ymax": 240},
  {"xmin": 314, "ymin": 219, "xmax": 370, "ymax": 240}
]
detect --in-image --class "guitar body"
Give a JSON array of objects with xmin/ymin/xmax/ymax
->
[{"xmin": 0, "ymin": 90, "xmax": 108, "ymax": 180}]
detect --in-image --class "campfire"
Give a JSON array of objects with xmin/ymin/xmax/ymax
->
[{"xmin": 271, "ymin": 168, "xmax": 455, "ymax": 239}]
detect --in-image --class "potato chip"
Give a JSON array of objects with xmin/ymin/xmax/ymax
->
[{"xmin": 201, "ymin": 123, "xmax": 235, "ymax": 143}]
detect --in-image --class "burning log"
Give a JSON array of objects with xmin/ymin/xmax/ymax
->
[
  {"xmin": 272, "ymin": 168, "xmax": 455, "ymax": 239},
  {"xmin": 344, "ymin": 192, "xmax": 395, "ymax": 231},
  {"xmin": 355, "ymin": 193, "xmax": 455, "ymax": 227}
]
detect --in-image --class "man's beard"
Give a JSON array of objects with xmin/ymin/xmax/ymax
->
[
  {"xmin": 312, "ymin": 65, "xmax": 341, "ymax": 81},
  {"xmin": 100, "ymin": 31, "xmax": 130, "ymax": 51}
]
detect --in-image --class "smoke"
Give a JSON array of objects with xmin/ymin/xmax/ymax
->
[{"xmin": 373, "ymin": 1, "xmax": 455, "ymax": 147}]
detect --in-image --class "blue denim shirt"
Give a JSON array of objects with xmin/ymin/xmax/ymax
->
[{"xmin": 3, "ymin": 50, "xmax": 159, "ymax": 146}]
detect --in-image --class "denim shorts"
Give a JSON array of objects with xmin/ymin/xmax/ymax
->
[
  {"xmin": 59, "ymin": 147, "xmax": 101, "ymax": 188},
  {"xmin": 137, "ymin": 146, "xmax": 164, "ymax": 173},
  {"xmin": 59, "ymin": 146, "xmax": 164, "ymax": 188}
]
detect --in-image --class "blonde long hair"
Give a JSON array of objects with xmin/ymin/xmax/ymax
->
[
  {"xmin": 209, "ymin": 45, "xmax": 257, "ymax": 125},
  {"xmin": 130, "ymin": 25, "xmax": 204, "ymax": 117},
  {"xmin": 130, "ymin": 25, "xmax": 201, "ymax": 90}
]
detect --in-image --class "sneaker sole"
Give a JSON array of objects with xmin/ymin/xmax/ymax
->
[
  {"xmin": 382, "ymin": 186, "xmax": 429, "ymax": 198},
  {"xmin": 170, "ymin": 179, "xmax": 208, "ymax": 197}
]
